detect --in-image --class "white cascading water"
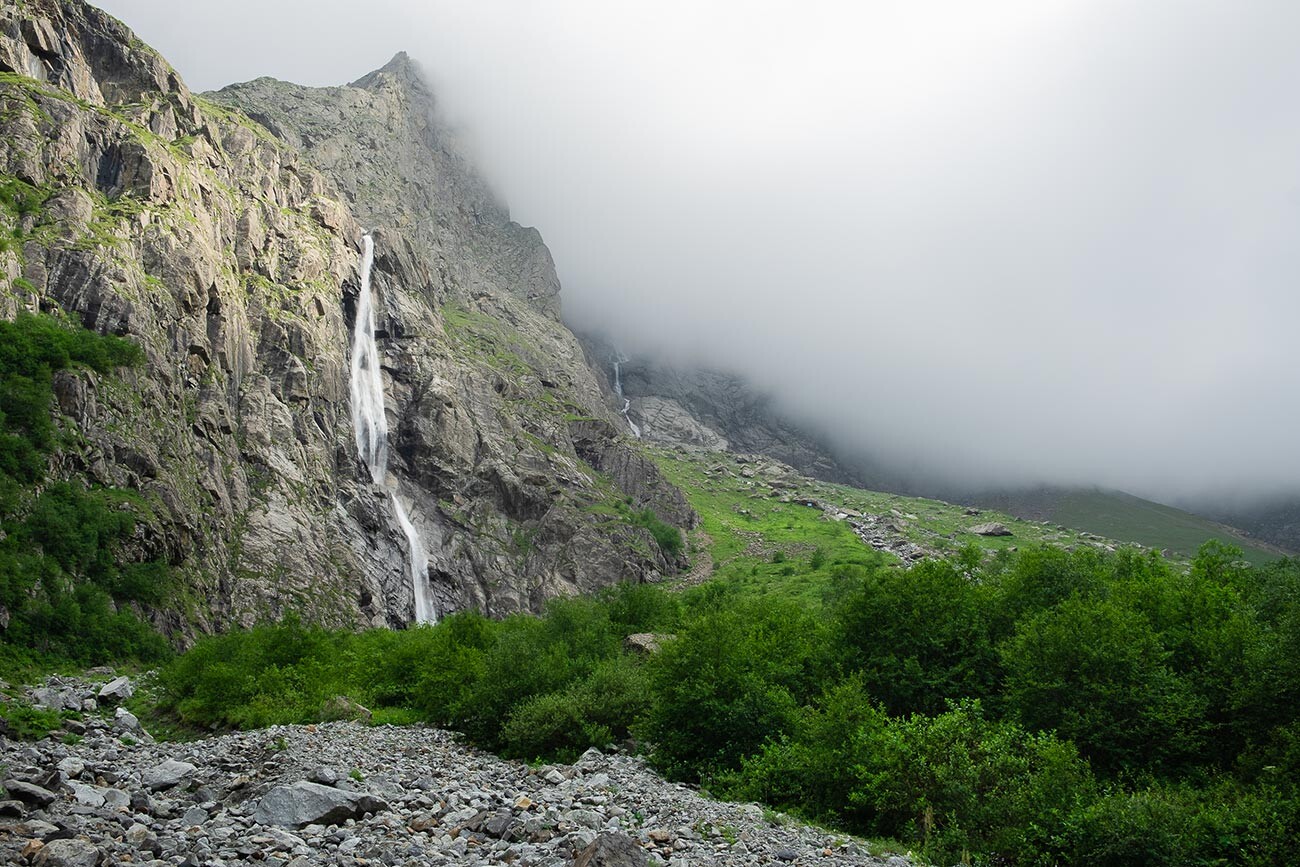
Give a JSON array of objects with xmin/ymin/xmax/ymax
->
[
  {"xmin": 611, "ymin": 354, "xmax": 641, "ymax": 438},
  {"xmin": 350, "ymin": 233, "xmax": 436, "ymax": 624}
]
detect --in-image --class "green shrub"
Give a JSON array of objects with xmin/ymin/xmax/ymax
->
[
  {"xmin": 501, "ymin": 655, "xmax": 650, "ymax": 761},
  {"xmin": 1000, "ymin": 596, "xmax": 1203, "ymax": 773},
  {"xmin": 632, "ymin": 508, "xmax": 683, "ymax": 559},
  {"xmin": 1063, "ymin": 780, "xmax": 1295, "ymax": 867},
  {"xmin": 147, "ymin": 542, "xmax": 1300, "ymax": 865},
  {"xmin": 0, "ymin": 313, "xmax": 164, "ymax": 669},
  {"xmin": 601, "ymin": 581, "xmax": 681, "ymax": 633},
  {"xmin": 0, "ymin": 703, "xmax": 62, "ymax": 740},
  {"xmin": 831, "ymin": 559, "xmax": 1000, "ymax": 715},
  {"xmin": 640, "ymin": 597, "xmax": 827, "ymax": 780}
]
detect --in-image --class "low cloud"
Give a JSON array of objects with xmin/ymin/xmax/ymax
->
[{"xmin": 102, "ymin": 0, "xmax": 1300, "ymax": 505}]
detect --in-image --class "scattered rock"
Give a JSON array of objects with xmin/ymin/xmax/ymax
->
[
  {"xmin": 112, "ymin": 707, "xmax": 143, "ymax": 734},
  {"xmin": 2, "ymin": 676, "xmax": 899, "ymax": 866},
  {"xmin": 968, "ymin": 522, "xmax": 1013, "ymax": 537},
  {"xmin": 307, "ymin": 766, "xmax": 339, "ymax": 786},
  {"xmin": 319, "ymin": 695, "xmax": 371, "ymax": 722},
  {"xmin": 181, "ymin": 806, "xmax": 209, "ymax": 826}
]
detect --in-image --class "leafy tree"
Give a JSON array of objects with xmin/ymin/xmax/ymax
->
[
  {"xmin": 1001, "ymin": 596, "xmax": 1204, "ymax": 772},
  {"xmin": 832, "ymin": 559, "xmax": 1000, "ymax": 714},
  {"xmin": 640, "ymin": 597, "xmax": 827, "ymax": 779}
]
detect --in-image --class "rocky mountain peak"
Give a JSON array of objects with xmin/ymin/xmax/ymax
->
[
  {"xmin": 0, "ymin": 0, "xmax": 187, "ymax": 107},
  {"xmin": 350, "ymin": 50, "xmax": 424, "ymax": 92}
]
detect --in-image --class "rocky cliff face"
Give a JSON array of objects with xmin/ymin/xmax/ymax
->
[
  {"xmin": 580, "ymin": 335, "xmax": 864, "ymax": 488},
  {"xmin": 0, "ymin": 0, "xmax": 692, "ymax": 636}
]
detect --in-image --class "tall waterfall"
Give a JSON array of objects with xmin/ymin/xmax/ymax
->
[
  {"xmin": 611, "ymin": 353, "xmax": 641, "ymax": 438},
  {"xmin": 350, "ymin": 233, "xmax": 436, "ymax": 624}
]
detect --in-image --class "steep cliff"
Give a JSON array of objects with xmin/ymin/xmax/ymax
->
[{"xmin": 0, "ymin": 0, "xmax": 692, "ymax": 638}]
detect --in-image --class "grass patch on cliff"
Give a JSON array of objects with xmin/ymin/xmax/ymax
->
[
  {"xmin": 153, "ymin": 542, "xmax": 1300, "ymax": 865},
  {"xmin": 0, "ymin": 313, "xmax": 172, "ymax": 678}
]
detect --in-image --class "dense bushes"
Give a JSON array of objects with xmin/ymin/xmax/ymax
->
[
  {"xmin": 631, "ymin": 508, "xmax": 684, "ymax": 559},
  {"xmin": 0, "ymin": 313, "xmax": 169, "ymax": 671},
  {"xmin": 158, "ymin": 543, "xmax": 1300, "ymax": 864}
]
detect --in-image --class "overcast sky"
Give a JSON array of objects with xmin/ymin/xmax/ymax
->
[{"xmin": 99, "ymin": 1, "xmax": 1300, "ymax": 505}]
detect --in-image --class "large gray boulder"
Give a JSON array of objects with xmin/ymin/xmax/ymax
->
[
  {"xmin": 2, "ymin": 780, "xmax": 57, "ymax": 807},
  {"xmin": 33, "ymin": 838, "xmax": 103, "ymax": 867},
  {"xmin": 140, "ymin": 759, "xmax": 195, "ymax": 791},
  {"xmin": 574, "ymin": 833, "xmax": 649, "ymax": 867},
  {"xmin": 253, "ymin": 781, "xmax": 389, "ymax": 828},
  {"xmin": 969, "ymin": 522, "xmax": 1013, "ymax": 537},
  {"xmin": 96, "ymin": 676, "xmax": 133, "ymax": 704},
  {"xmin": 30, "ymin": 687, "xmax": 79, "ymax": 712}
]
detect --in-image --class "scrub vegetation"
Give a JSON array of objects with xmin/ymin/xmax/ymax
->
[{"xmin": 156, "ymin": 542, "xmax": 1300, "ymax": 865}]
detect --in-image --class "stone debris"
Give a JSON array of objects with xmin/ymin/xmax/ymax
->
[{"xmin": 0, "ymin": 677, "xmax": 906, "ymax": 867}]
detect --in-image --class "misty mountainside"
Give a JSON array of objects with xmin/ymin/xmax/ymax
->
[
  {"xmin": 581, "ymin": 327, "xmax": 1292, "ymax": 569},
  {"xmin": 0, "ymin": 0, "xmax": 693, "ymax": 641},
  {"xmin": 579, "ymin": 332, "xmax": 864, "ymax": 487},
  {"xmin": 968, "ymin": 486, "xmax": 1291, "ymax": 567},
  {"xmin": 1192, "ymin": 496, "xmax": 1300, "ymax": 557}
]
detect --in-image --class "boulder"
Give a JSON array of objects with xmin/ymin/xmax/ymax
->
[
  {"xmin": 574, "ymin": 832, "xmax": 649, "ymax": 867},
  {"xmin": 33, "ymin": 838, "xmax": 103, "ymax": 867},
  {"xmin": 308, "ymin": 766, "xmax": 339, "ymax": 786},
  {"xmin": 2, "ymin": 779, "xmax": 57, "ymax": 807},
  {"xmin": 140, "ymin": 759, "xmax": 195, "ymax": 791},
  {"xmin": 252, "ymin": 781, "xmax": 389, "ymax": 828},
  {"xmin": 622, "ymin": 633, "xmax": 674, "ymax": 655},
  {"xmin": 30, "ymin": 687, "xmax": 78, "ymax": 712},
  {"xmin": 320, "ymin": 695, "xmax": 371, "ymax": 722},
  {"xmin": 69, "ymin": 783, "xmax": 106, "ymax": 807},
  {"xmin": 96, "ymin": 676, "xmax": 133, "ymax": 704},
  {"xmin": 968, "ymin": 522, "xmax": 1013, "ymax": 537},
  {"xmin": 113, "ymin": 707, "xmax": 143, "ymax": 734}
]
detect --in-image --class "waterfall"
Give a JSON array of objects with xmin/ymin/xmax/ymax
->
[
  {"xmin": 350, "ymin": 233, "xmax": 436, "ymax": 624},
  {"xmin": 611, "ymin": 353, "xmax": 641, "ymax": 438}
]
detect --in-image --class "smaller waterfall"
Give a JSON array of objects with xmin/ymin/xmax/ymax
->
[
  {"xmin": 350, "ymin": 233, "xmax": 437, "ymax": 624},
  {"xmin": 611, "ymin": 353, "xmax": 641, "ymax": 438}
]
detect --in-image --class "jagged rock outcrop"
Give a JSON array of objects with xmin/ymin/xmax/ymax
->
[{"xmin": 0, "ymin": 0, "xmax": 692, "ymax": 634}]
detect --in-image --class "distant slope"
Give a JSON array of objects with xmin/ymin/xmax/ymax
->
[
  {"xmin": 974, "ymin": 487, "xmax": 1290, "ymax": 567},
  {"xmin": 1192, "ymin": 496, "xmax": 1300, "ymax": 555}
]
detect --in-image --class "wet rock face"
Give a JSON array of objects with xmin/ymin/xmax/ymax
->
[{"xmin": 0, "ymin": 1, "xmax": 695, "ymax": 632}]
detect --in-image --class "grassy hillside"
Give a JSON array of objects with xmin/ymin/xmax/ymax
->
[
  {"xmin": 647, "ymin": 446, "xmax": 1127, "ymax": 605},
  {"xmin": 975, "ymin": 487, "xmax": 1287, "ymax": 567}
]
